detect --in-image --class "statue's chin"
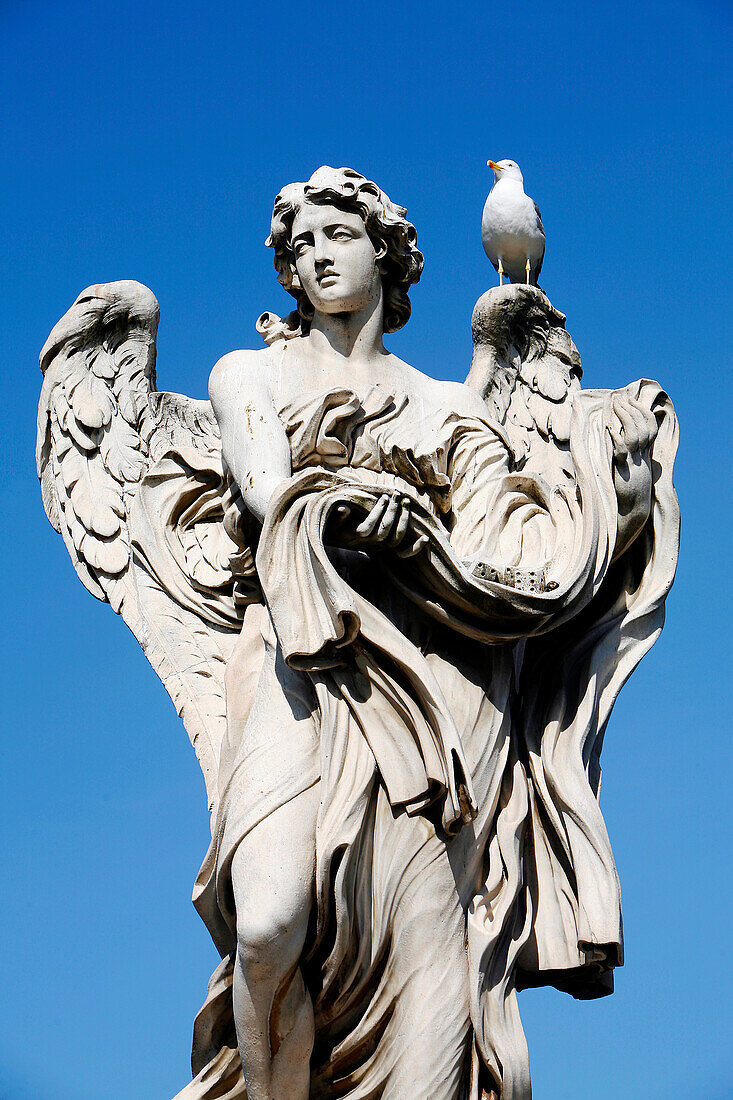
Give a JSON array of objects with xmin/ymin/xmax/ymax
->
[{"xmin": 311, "ymin": 292, "xmax": 374, "ymax": 315}]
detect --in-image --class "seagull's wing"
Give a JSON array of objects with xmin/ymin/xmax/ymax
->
[{"xmin": 533, "ymin": 201, "xmax": 545, "ymax": 279}]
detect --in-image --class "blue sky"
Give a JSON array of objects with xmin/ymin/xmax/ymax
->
[{"xmin": 1, "ymin": 1, "xmax": 731, "ymax": 1097}]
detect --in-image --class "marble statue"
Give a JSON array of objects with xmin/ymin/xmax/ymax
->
[{"xmin": 36, "ymin": 166, "xmax": 679, "ymax": 1099}]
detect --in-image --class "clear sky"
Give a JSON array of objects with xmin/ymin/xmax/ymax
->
[{"xmin": 1, "ymin": 1, "xmax": 731, "ymax": 1097}]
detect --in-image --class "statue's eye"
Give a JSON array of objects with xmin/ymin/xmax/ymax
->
[{"xmin": 331, "ymin": 228, "xmax": 354, "ymax": 241}]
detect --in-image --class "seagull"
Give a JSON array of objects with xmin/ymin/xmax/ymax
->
[{"xmin": 481, "ymin": 159, "xmax": 545, "ymax": 285}]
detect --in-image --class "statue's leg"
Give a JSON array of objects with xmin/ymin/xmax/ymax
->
[
  {"xmin": 338, "ymin": 781, "xmax": 469, "ymax": 1100},
  {"xmin": 230, "ymin": 781, "xmax": 319, "ymax": 1100},
  {"xmin": 383, "ymin": 846, "xmax": 471, "ymax": 1098},
  {"xmin": 225, "ymin": 627, "xmax": 320, "ymax": 1100}
]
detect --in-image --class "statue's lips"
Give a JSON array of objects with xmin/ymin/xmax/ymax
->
[{"xmin": 317, "ymin": 272, "xmax": 340, "ymax": 287}]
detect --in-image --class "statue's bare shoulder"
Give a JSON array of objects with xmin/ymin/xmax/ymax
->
[{"xmin": 209, "ymin": 345, "xmax": 280, "ymax": 410}]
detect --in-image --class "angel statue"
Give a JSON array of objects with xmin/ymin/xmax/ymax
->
[{"xmin": 37, "ymin": 166, "xmax": 679, "ymax": 1100}]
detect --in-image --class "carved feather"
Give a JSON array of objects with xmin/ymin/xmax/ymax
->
[{"xmin": 466, "ymin": 284, "xmax": 582, "ymax": 469}]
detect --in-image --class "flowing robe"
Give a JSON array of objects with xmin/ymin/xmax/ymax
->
[{"xmin": 178, "ymin": 381, "xmax": 678, "ymax": 1100}]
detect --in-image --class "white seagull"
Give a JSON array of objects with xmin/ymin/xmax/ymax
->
[{"xmin": 482, "ymin": 159, "xmax": 545, "ymax": 285}]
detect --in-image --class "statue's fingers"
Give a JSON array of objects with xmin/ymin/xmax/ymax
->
[
  {"xmin": 643, "ymin": 405, "xmax": 659, "ymax": 450},
  {"xmin": 356, "ymin": 494, "xmax": 389, "ymax": 538},
  {"xmin": 397, "ymin": 533, "xmax": 429, "ymax": 559},
  {"xmin": 608, "ymin": 396, "xmax": 627, "ymax": 457},
  {"xmin": 388, "ymin": 500, "xmax": 411, "ymax": 547},
  {"xmin": 614, "ymin": 395, "xmax": 640, "ymax": 454},
  {"xmin": 608, "ymin": 421, "xmax": 625, "ymax": 456},
  {"xmin": 625, "ymin": 398, "xmax": 648, "ymax": 452},
  {"xmin": 625, "ymin": 401, "xmax": 648, "ymax": 452},
  {"xmin": 377, "ymin": 492, "xmax": 401, "ymax": 541}
]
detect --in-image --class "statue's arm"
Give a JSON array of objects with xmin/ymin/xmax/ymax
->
[{"xmin": 209, "ymin": 350, "xmax": 291, "ymax": 525}]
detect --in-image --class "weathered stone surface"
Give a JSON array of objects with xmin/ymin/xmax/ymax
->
[{"xmin": 37, "ymin": 165, "xmax": 679, "ymax": 1100}]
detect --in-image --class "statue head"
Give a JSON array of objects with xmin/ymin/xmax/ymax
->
[{"xmin": 258, "ymin": 166, "xmax": 423, "ymax": 343}]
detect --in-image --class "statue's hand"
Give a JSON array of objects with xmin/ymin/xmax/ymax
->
[
  {"xmin": 608, "ymin": 393, "xmax": 658, "ymax": 557},
  {"xmin": 608, "ymin": 392, "xmax": 659, "ymax": 462},
  {"xmin": 335, "ymin": 492, "xmax": 429, "ymax": 558}
]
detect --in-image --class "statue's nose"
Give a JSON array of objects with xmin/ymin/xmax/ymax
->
[{"xmin": 314, "ymin": 233, "xmax": 334, "ymax": 265}]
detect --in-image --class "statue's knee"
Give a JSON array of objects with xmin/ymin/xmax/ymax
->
[{"xmin": 236, "ymin": 907, "xmax": 303, "ymax": 980}]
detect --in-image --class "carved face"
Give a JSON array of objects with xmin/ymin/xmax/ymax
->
[{"xmin": 290, "ymin": 203, "xmax": 385, "ymax": 317}]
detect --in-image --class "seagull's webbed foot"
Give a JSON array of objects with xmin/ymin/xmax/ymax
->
[
  {"xmin": 498, "ymin": 258, "xmax": 504, "ymax": 286},
  {"xmin": 525, "ymin": 257, "xmax": 531, "ymax": 285}
]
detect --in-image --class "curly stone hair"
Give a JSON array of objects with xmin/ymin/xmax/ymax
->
[{"xmin": 258, "ymin": 166, "xmax": 424, "ymax": 342}]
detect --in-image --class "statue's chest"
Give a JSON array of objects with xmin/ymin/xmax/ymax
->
[{"xmin": 277, "ymin": 386, "xmax": 452, "ymax": 512}]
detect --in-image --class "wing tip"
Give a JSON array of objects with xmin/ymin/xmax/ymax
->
[{"xmin": 40, "ymin": 280, "xmax": 160, "ymax": 374}]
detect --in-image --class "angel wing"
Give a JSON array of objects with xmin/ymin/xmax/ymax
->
[
  {"xmin": 462, "ymin": 281, "xmax": 679, "ymax": 1095},
  {"xmin": 465, "ymin": 283, "xmax": 581, "ymax": 482},
  {"xmin": 36, "ymin": 281, "xmax": 256, "ymax": 821}
]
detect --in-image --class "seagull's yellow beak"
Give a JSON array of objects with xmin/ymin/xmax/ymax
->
[{"xmin": 487, "ymin": 160, "xmax": 502, "ymax": 172}]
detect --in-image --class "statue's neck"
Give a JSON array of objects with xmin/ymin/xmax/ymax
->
[{"xmin": 308, "ymin": 290, "xmax": 387, "ymax": 365}]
